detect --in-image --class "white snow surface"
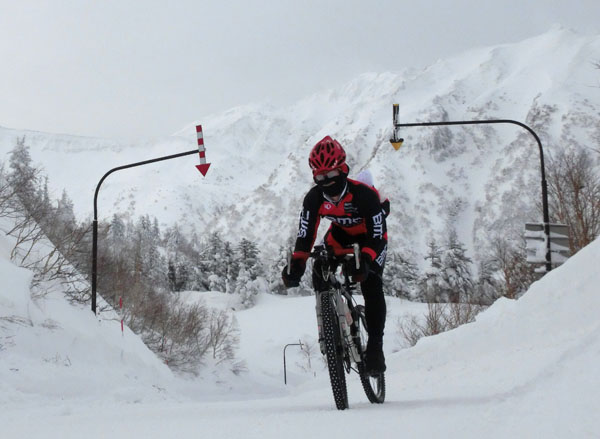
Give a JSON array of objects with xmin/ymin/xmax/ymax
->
[
  {"xmin": 1, "ymin": 27, "xmax": 599, "ymax": 437},
  {"xmin": 1, "ymin": 217, "xmax": 600, "ymax": 436}
]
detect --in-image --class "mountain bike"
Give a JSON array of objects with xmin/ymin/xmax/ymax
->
[{"xmin": 290, "ymin": 244, "xmax": 385, "ymax": 410}]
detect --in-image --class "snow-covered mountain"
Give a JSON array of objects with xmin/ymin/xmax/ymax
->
[
  {"xmin": 1, "ymin": 27, "xmax": 599, "ymax": 266},
  {"xmin": 2, "ymin": 26, "xmax": 600, "ymax": 436}
]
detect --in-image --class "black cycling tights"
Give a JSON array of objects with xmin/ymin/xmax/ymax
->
[{"xmin": 360, "ymin": 273, "xmax": 386, "ymax": 341}]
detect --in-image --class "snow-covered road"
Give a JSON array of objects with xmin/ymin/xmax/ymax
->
[{"xmin": 2, "ymin": 226, "xmax": 599, "ymax": 438}]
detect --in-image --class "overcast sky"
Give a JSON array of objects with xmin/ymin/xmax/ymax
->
[{"xmin": 1, "ymin": 0, "xmax": 598, "ymax": 140}]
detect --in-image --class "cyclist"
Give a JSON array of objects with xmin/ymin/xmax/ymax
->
[{"xmin": 282, "ymin": 135, "xmax": 389, "ymax": 374}]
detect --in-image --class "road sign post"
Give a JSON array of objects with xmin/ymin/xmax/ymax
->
[{"xmin": 525, "ymin": 223, "xmax": 570, "ymax": 266}]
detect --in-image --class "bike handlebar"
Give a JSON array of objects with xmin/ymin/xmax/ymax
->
[
  {"xmin": 284, "ymin": 243, "xmax": 361, "ymax": 288},
  {"xmin": 285, "ymin": 243, "xmax": 361, "ymax": 278}
]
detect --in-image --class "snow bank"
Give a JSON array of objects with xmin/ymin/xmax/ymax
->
[
  {"xmin": 0, "ymin": 226, "xmax": 175, "ymax": 406},
  {"xmin": 389, "ymin": 237, "xmax": 600, "ymax": 436},
  {"xmin": 1, "ymin": 234, "xmax": 599, "ymax": 438}
]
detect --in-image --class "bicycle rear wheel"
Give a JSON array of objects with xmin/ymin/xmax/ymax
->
[
  {"xmin": 320, "ymin": 291, "xmax": 349, "ymax": 410},
  {"xmin": 355, "ymin": 305, "xmax": 385, "ymax": 404}
]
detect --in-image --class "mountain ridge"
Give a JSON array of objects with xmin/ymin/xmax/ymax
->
[{"xmin": 1, "ymin": 27, "xmax": 598, "ymax": 268}]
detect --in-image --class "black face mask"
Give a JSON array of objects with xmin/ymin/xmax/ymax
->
[{"xmin": 317, "ymin": 173, "xmax": 347, "ymax": 198}]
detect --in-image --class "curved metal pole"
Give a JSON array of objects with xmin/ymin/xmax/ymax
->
[
  {"xmin": 92, "ymin": 149, "xmax": 199, "ymax": 313},
  {"xmin": 283, "ymin": 342, "xmax": 303, "ymax": 385},
  {"xmin": 392, "ymin": 118, "xmax": 552, "ymax": 272}
]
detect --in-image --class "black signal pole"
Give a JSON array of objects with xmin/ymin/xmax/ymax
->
[
  {"xmin": 91, "ymin": 149, "xmax": 199, "ymax": 314},
  {"xmin": 283, "ymin": 341, "xmax": 304, "ymax": 385},
  {"xmin": 390, "ymin": 108, "xmax": 552, "ymax": 273}
]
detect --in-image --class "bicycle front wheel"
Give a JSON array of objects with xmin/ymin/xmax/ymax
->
[{"xmin": 320, "ymin": 291, "xmax": 349, "ymax": 410}]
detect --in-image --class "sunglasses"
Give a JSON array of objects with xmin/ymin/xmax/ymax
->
[{"xmin": 314, "ymin": 169, "xmax": 341, "ymax": 182}]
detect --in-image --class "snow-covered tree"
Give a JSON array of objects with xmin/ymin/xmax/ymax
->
[
  {"xmin": 474, "ymin": 259, "xmax": 502, "ymax": 305},
  {"xmin": 202, "ymin": 231, "xmax": 227, "ymax": 285},
  {"xmin": 223, "ymin": 241, "xmax": 239, "ymax": 293},
  {"xmin": 130, "ymin": 214, "xmax": 165, "ymax": 290},
  {"xmin": 418, "ymin": 237, "xmax": 445, "ymax": 302},
  {"xmin": 167, "ymin": 258, "xmax": 190, "ymax": 292},
  {"xmin": 237, "ymin": 238, "xmax": 264, "ymax": 280},
  {"xmin": 383, "ymin": 251, "xmax": 419, "ymax": 300},
  {"xmin": 8, "ymin": 137, "xmax": 39, "ymax": 210},
  {"xmin": 440, "ymin": 231, "xmax": 474, "ymax": 303}
]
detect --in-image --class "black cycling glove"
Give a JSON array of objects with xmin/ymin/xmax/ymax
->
[
  {"xmin": 350, "ymin": 253, "xmax": 371, "ymax": 283},
  {"xmin": 282, "ymin": 257, "xmax": 306, "ymax": 288}
]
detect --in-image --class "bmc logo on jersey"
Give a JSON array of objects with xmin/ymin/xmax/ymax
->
[
  {"xmin": 375, "ymin": 244, "xmax": 387, "ymax": 266},
  {"xmin": 324, "ymin": 215, "xmax": 363, "ymax": 226},
  {"xmin": 372, "ymin": 212, "xmax": 384, "ymax": 239},
  {"xmin": 297, "ymin": 210, "xmax": 310, "ymax": 238}
]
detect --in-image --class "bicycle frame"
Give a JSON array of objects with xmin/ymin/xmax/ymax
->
[
  {"xmin": 313, "ymin": 245, "xmax": 363, "ymax": 368},
  {"xmin": 286, "ymin": 242, "xmax": 385, "ymax": 409}
]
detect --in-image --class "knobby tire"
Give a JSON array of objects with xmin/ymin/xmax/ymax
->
[{"xmin": 321, "ymin": 291, "xmax": 349, "ymax": 410}]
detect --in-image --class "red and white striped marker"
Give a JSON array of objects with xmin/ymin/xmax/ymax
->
[{"xmin": 195, "ymin": 125, "xmax": 211, "ymax": 176}]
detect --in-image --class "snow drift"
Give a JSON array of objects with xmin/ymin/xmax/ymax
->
[
  {"xmin": 0, "ymin": 217, "xmax": 175, "ymax": 406},
  {"xmin": 1, "ymin": 227, "xmax": 599, "ymax": 437}
]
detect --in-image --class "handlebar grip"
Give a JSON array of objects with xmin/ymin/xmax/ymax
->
[{"xmin": 353, "ymin": 243, "xmax": 360, "ymax": 270}]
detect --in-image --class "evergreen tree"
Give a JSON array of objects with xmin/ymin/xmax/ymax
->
[
  {"xmin": 39, "ymin": 177, "xmax": 53, "ymax": 220},
  {"xmin": 167, "ymin": 259, "xmax": 189, "ymax": 292},
  {"xmin": 474, "ymin": 259, "xmax": 501, "ymax": 305},
  {"xmin": 440, "ymin": 231, "xmax": 474, "ymax": 303},
  {"xmin": 176, "ymin": 262, "xmax": 190, "ymax": 291},
  {"xmin": 205, "ymin": 231, "xmax": 226, "ymax": 277},
  {"xmin": 232, "ymin": 266, "xmax": 266, "ymax": 308},
  {"xmin": 56, "ymin": 189, "xmax": 77, "ymax": 229},
  {"xmin": 237, "ymin": 238, "xmax": 264, "ymax": 280},
  {"xmin": 419, "ymin": 238, "xmax": 445, "ymax": 302},
  {"xmin": 109, "ymin": 214, "xmax": 126, "ymax": 247},
  {"xmin": 131, "ymin": 215, "xmax": 165, "ymax": 291},
  {"xmin": 8, "ymin": 137, "xmax": 38, "ymax": 210},
  {"xmin": 383, "ymin": 251, "xmax": 419, "ymax": 299},
  {"xmin": 164, "ymin": 224, "xmax": 183, "ymax": 256},
  {"xmin": 167, "ymin": 260, "xmax": 177, "ymax": 292},
  {"xmin": 223, "ymin": 241, "xmax": 239, "ymax": 293}
]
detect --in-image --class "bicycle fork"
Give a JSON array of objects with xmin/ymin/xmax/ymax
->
[{"xmin": 315, "ymin": 291, "xmax": 361, "ymax": 364}]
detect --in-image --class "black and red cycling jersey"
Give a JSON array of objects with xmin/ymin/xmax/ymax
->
[{"xmin": 293, "ymin": 178, "xmax": 388, "ymax": 267}]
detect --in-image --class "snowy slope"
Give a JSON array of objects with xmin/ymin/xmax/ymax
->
[
  {"xmin": 0, "ymin": 217, "xmax": 175, "ymax": 406},
  {"xmin": 1, "ymin": 27, "xmax": 599, "ymax": 267},
  {"xmin": 2, "ymin": 223, "xmax": 599, "ymax": 437}
]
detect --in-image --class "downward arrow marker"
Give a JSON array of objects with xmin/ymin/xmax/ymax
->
[{"xmin": 195, "ymin": 125, "xmax": 211, "ymax": 177}]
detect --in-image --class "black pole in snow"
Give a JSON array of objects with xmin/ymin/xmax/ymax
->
[
  {"xmin": 391, "ymin": 114, "xmax": 552, "ymax": 273},
  {"xmin": 91, "ymin": 149, "xmax": 199, "ymax": 314},
  {"xmin": 283, "ymin": 342, "xmax": 304, "ymax": 385}
]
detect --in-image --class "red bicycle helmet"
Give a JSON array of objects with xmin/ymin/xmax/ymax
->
[{"xmin": 308, "ymin": 136, "xmax": 348, "ymax": 175}]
